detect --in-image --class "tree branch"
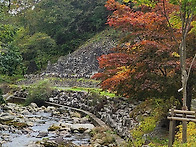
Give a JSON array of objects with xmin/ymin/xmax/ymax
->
[
  {"xmin": 184, "ymin": 13, "xmax": 193, "ymax": 39},
  {"xmin": 159, "ymin": 66, "xmax": 166, "ymax": 77},
  {"xmin": 161, "ymin": 0, "xmax": 178, "ymax": 45}
]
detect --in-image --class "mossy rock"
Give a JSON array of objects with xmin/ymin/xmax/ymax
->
[
  {"xmin": 1, "ymin": 120, "xmax": 28, "ymax": 129},
  {"xmin": 48, "ymin": 124, "xmax": 60, "ymax": 131},
  {"xmin": 42, "ymin": 140, "xmax": 58, "ymax": 147},
  {"xmin": 12, "ymin": 122, "xmax": 28, "ymax": 129},
  {"xmin": 0, "ymin": 120, "xmax": 13, "ymax": 125},
  {"xmin": 78, "ymin": 127, "xmax": 87, "ymax": 133}
]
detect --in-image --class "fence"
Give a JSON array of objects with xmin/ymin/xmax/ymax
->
[{"xmin": 167, "ymin": 108, "xmax": 196, "ymax": 147}]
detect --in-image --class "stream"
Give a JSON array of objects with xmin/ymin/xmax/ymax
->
[{"xmin": 0, "ymin": 103, "xmax": 93, "ymax": 147}]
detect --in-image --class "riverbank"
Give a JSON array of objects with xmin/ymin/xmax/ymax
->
[{"xmin": 0, "ymin": 102, "xmax": 98, "ymax": 147}]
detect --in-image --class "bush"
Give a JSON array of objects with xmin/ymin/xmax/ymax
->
[
  {"xmin": 129, "ymin": 98, "xmax": 180, "ymax": 147},
  {"xmin": 173, "ymin": 122, "xmax": 196, "ymax": 147},
  {"xmin": 25, "ymin": 80, "xmax": 52, "ymax": 106},
  {"xmin": 91, "ymin": 127, "xmax": 116, "ymax": 146},
  {"xmin": 86, "ymin": 91, "xmax": 107, "ymax": 112}
]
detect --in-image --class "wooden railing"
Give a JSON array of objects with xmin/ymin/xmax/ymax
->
[{"xmin": 167, "ymin": 108, "xmax": 196, "ymax": 147}]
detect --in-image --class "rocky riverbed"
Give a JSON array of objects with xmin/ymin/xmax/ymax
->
[
  {"xmin": 0, "ymin": 103, "xmax": 95, "ymax": 147},
  {"xmin": 10, "ymin": 89, "xmax": 140, "ymax": 140}
]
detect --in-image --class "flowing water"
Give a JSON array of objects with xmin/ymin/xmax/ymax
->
[{"xmin": 1, "ymin": 110, "xmax": 91, "ymax": 147}]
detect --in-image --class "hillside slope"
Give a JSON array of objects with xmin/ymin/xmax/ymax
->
[{"xmin": 45, "ymin": 29, "xmax": 120, "ymax": 78}]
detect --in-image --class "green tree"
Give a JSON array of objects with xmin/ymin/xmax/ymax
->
[
  {"xmin": 15, "ymin": 32, "xmax": 57, "ymax": 73},
  {"xmin": 15, "ymin": 0, "xmax": 109, "ymax": 54},
  {"xmin": 0, "ymin": 24, "xmax": 18, "ymax": 43},
  {"xmin": 170, "ymin": 0, "xmax": 196, "ymax": 110},
  {"xmin": 0, "ymin": 44, "xmax": 22, "ymax": 76},
  {"xmin": 0, "ymin": 18, "xmax": 22, "ymax": 76}
]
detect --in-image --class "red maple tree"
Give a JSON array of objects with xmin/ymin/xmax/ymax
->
[{"xmin": 93, "ymin": 0, "xmax": 195, "ymax": 104}]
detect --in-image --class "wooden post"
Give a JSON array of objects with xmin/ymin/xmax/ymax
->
[
  {"xmin": 182, "ymin": 106, "xmax": 187, "ymax": 143},
  {"xmin": 168, "ymin": 108, "xmax": 176, "ymax": 147},
  {"xmin": 195, "ymin": 111, "xmax": 196, "ymax": 119}
]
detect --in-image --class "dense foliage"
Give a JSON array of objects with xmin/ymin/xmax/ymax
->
[
  {"xmin": 13, "ymin": 0, "xmax": 109, "ymax": 72},
  {"xmin": 1, "ymin": 0, "xmax": 109, "ymax": 74},
  {"xmin": 0, "ymin": 44, "xmax": 22, "ymax": 76},
  {"xmin": 14, "ymin": 31, "xmax": 57, "ymax": 73},
  {"xmin": 0, "ymin": 15, "xmax": 22, "ymax": 76}
]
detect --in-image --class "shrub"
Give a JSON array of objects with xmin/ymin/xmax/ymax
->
[
  {"xmin": 91, "ymin": 127, "xmax": 116, "ymax": 146},
  {"xmin": 173, "ymin": 122, "xmax": 196, "ymax": 147},
  {"xmin": 87, "ymin": 91, "xmax": 107, "ymax": 112},
  {"xmin": 25, "ymin": 80, "xmax": 52, "ymax": 106},
  {"xmin": 129, "ymin": 98, "xmax": 180, "ymax": 147}
]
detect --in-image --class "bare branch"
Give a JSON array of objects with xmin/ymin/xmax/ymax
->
[
  {"xmin": 184, "ymin": 13, "xmax": 193, "ymax": 39},
  {"xmin": 161, "ymin": 0, "xmax": 178, "ymax": 45},
  {"xmin": 159, "ymin": 66, "xmax": 166, "ymax": 77}
]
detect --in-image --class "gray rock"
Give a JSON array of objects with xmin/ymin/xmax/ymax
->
[
  {"xmin": 40, "ymin": 106, "xmax": 46, "ymax": 110},
  {"xmin": 0, "ymin": 124, "xmax": 9, "ymax": 130},
  {"xmin": 26, "ymin": 121, "xmax": 34, "ymax": 127},
  {"xmin": 41, "ymin": 140, "xmax": 58, "ymax": 147},
  {"xmin": 93, "ymin": 143, "xmax": 102, "ymax": 147},
  {"xmin": 0, "ymin": 113, "xmax": 15, "ymax": 121},
  {"xmin": 27, "ymin": 142, "xmax": 43, "ymax": 147},
  {"xmin": 1, "ymin": 105, "xmax": 12, "ymax": 111},
  {"xmin": 36, "ymin": 131, "xmax": 48, "ymax": 138}
]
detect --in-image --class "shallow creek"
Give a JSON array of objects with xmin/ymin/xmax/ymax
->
[{"xmin": 0, "ymin": 103, "xmax": 92, "ymax": 147}]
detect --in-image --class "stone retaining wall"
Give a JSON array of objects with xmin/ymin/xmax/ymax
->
[{"xmin": 45, "ymin": 38, "xmax": 116, "ymax": 78}]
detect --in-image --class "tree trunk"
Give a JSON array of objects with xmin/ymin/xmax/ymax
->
[{"xmin": 180, "ymin": 38, "xmax": 188, "ymax": 110}]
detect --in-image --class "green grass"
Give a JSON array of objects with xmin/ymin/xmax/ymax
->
[
  {"xmin": 1, "ymin": 75, "xmax": 115, "ymax": 98},
  {"xmin": 79, "ymin": 27, "xmax": 123, "ymax": 49},
  {"xmin": 54, "ymin": 86, "xmax": 116, "ymax": 97},
  {"xmin": 8, "ymin": 83, "xmax": 116, "ymax": 98},
  {"xmin": 76, "ymin": 78, "xmax": 100, "ymax": 83},
  {"xmin": 46, "ymin": 77, "xmax": 100, "ymax": 84}
]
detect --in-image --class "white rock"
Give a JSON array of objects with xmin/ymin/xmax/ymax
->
[
  {"xmin": 30, "ymin": 103, "xmax": 38, "ymax": 108},
  {"xmin": 70, "ymin": 124, "xmax": 95, "ymax": 132},
  {"xmin": 27, "ymin": 121, "xmax": 34, "ymax": 127},
  {"xmin": 45, "ymin": 106, "xmax": 56, "ymax": 112},
  {"xmin": 21, "ymin": 110, "xmax": 30, "ymax": 115}
]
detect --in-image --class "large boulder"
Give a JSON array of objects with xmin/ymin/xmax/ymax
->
[{"xmin": 70, "ymin": 124, "xmax": 95, "ymax": 133}]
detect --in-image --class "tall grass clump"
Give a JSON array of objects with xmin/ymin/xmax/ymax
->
[
  {"xmin": 0, "ymin": 88, "xmax": 6, "ymax": 105},
  {"xmin": 25, "ymin": 80, "xmax": 52, "ymax": 106}
]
